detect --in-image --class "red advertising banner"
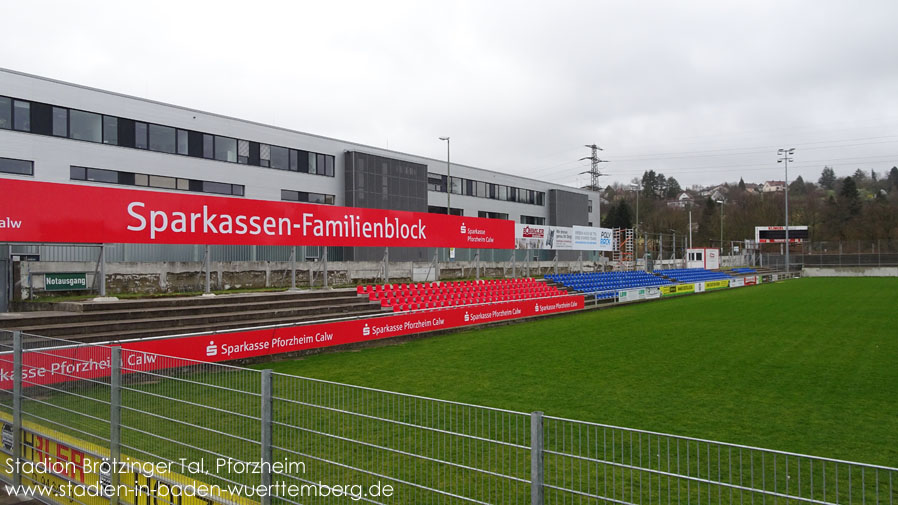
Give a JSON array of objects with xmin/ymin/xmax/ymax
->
[
  {"xmin": 0, "ymin": 179, "xmax": 514, "ymax": 248},
  {"xmin": 0, "ymin": 295, "xmax": 584, "ymax": 388}
]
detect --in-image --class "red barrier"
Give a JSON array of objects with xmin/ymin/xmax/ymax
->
[
  {"xmin": 0, "ymin": 179, "xmax": 514, "ymax": 248},
  {"xmin": 0, "ymin": 295, "xmax": 585, "ymax": 388}
]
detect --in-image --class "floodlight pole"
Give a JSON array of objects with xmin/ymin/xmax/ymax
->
[
  {"xmin": 715, "ymin": 200, "xmax": 725, "ymax": 254},
  {"xmin": 778, "ymin": 148, "xmax": 796, "ymax": 273}
]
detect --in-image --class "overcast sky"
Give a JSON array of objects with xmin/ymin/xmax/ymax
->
[{"xmin": 4, "ymin": 1, "xmax": 898, "ymax": 189}]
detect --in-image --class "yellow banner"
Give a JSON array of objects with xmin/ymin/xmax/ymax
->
[
  {"xmin": 660, "ymin": 283, "xmax": 695, "ymax": 295},
  {"xmin": 0, "ymin": 416, "xmax": 253, "ymax": 505},
  {"xmin": 704, "ymin": 280, "xmax": 730, "ymax": 290}
]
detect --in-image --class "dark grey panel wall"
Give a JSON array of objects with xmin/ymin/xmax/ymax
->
[
  {"xmin": 549, "ymin": 189, "xmax": 590, "ymax": 260},
  {"xmin": 548, "ymin": 189, "xmax": 589, "ymax": 227},
  {"xmin": 344, "ymin": 151, "xmax": 430, "ymax": 262}
]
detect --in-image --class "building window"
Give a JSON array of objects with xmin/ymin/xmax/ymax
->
[
  {"xmin": 203, "ymin": 134, "xmax": 214, "ymax": 158},
  {"xmin": 134, "ymin": 121, "xmax": 148, "ymax": 149},
  {"xmin": 150, "ymin": 175, "xmax": 179, "ymax": 189},
  {"xmin": 478, "ymin": 211, "xmax": 508, "ymax": 220},
  {"xmin": 177, "ymin": 129, "xmax": 189, "ymax": 155},
  {"xmin": 83, "ymin": 166, "xmax": 119, "ymax": 183},
  {"xmin": 237, "ymin": 139, "xmax": 249, "ymax": 164},
  {"xmin": 0, "ymin": 97, "xmax": 10, "ymax": 129},
  {"xmin": 103, "ymin": 116, "xmax": 118, "ymax": 145},
  {"xmin": 1, "ymin": 95, "xmax": 338, "ymax": 177},
  {"xmin": 449, "ymin": 177, "xmax": 463, "ymax": 195},
  {"xmin": 149, "ymin": 124, "xmax": 176, "ymax": 153},
  {"xmin": 202, "ymin": 181, "xmax": 233, "ymax": 195},
  {"xmin": 52, "ymin": 107, "xmax": 68, "ymax": 137},
  {"xmin": 0, "ymin": 157, "xmax": 33, "ymax": 176},
  {"xmin": 214, "ymin": 136, "xmax": 237, "ymax": 162},
  {"xmin": 520, "ymin": 215, "xmax": 545, "ymax": 225},
  {"xmin": 69, "ymin": 110, "xmax": 102, "ymax": 143},
  {"xmin": 281, "ymin": 189, "xmax": 335, "ymax": 204},
  {"xmin": 289, "ymin": 149, "xmax": 298, "ymax": 171},
  {"xmin": 13, "ymin": 100, "xmax": 30, "ymax": 131},
  {"xmin": 259, "ymin": 144, "xmax": 271, "ymax": 167},
  {"xmin": 428, "ymin": 175, "xmax": 445, "ymax": 192},
  {"xmin": 308, "ymin": 152, "xmax": 318, "ymax": 174},
  {"xmin": 71, "ymin": 165, "xmax": 243, "ymax": 196},
  {"xmin": 270, "ymin": 145, "xmax": 289, "ymax": 170}
]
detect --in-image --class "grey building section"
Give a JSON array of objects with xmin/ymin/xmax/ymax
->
[
  {"xmin": 549, "ymin": 189, "xmax": 590, "ymax": 260},
  {"xmin": 0, "ymin": 68, "xmax": 601, "ymax": 266},
  {"xmin": 344, "ymin": 151, "xmax": 430, "ymax": 262}
]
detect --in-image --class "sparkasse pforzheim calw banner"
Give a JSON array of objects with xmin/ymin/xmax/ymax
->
[{"xmin": 0, "ymin": 179, "xmax": 514, "ymax": 248}]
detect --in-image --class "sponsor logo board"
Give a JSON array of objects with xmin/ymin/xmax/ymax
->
[
  {"xmin": 0, "ymin": 295, "xmax": 584, "ymax": 389},
  {"xmin": 0, "ymin": 414, "xmax": 249, "ymax": 505},
  {"xmin": 660, "ymin": 283, "xmax": 695, "ymax": 296},
  {"xmin": 0, "ymin": 179, "xmax": 513, "ymax": 249}
]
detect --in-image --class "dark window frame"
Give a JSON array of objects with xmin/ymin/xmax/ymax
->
[
  {"xmin": 1, "ymin": 95, "xmax": 338, "ymax": 178},
  {"xmin": 0, "ymin": 157, "xmax": 34, "ymax": 176}
]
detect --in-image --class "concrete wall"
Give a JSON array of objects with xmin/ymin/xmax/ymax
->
[
  {"xmin": 802, "ymin": 266, "xmax": 898, "ymax": 277},
  {"xmin": 14, "ymin": 259, "xmax": 601, "ymax": 299}
]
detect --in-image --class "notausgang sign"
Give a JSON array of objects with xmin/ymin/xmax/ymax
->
[
  {"xmin": 44, "ymin": 273, "xmax": 88, "ymax": 291},
  {"xmin": 0, "ymin": 179, "xmax": 514, "ymax": 248}
]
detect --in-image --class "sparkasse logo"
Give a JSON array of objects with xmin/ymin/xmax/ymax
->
[
  {"xmin": 464, "ymin": 312, "xmax": 470, "ymax": 322},
  {"xmin": 534, "ymin": 303, "xmax": 540, "ymax": 312},
  {"xmin": 362, "ymin": 324, "xmax": 371, "ymax": 336},
  {"xmin": 206, "ymin": 341, "xmax": 217, "ymax": 357},
  {"xmin": 460, "ymin": 223, "xmax": 467, "ymax": 234}
]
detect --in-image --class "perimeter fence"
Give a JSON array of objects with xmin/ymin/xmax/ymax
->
[{"xmin": 0, "ymin": 330, "xmax": 894, "ymax": 505}]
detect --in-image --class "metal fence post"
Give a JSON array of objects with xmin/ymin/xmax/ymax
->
[
  {"xmin": 204, "ymin": 245, "xmax": 212, "ymax": 295},
  {"xmin": 290, "ymin": 246, "xmax": 297, "ymax": 290},
  {"xmin": 260, "ymin": 370, "xmax": 273, "ymax": 505},
  {"xmin": 384, "ymin": 247, "xmax": 390, "ymax": 284},
  {"xmin": 323, "ymin": 246, "xmax": 329, "ymax": 288},
  {"xmin": 512, "ymin": 251, "xmax": 517, "ymax": 278},
  {"xmin": 99, "ymin": 243, "xmax": 107, "ymax": 297},
  {"xmin": 110, "ymin": 347, "xmax": 121, "ymax": 505},
  {"xmin": 476, "ymin": 250, "xmax": 481, "ymax": 280},
  {"xmin": 530, "ymin": 411, "xmax": 544, "ymax": 505},
  {"xmin": 12, "ymin": 331, "xmax": 22, "ymax": 487}
]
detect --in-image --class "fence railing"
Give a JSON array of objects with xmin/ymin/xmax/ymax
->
[{"xmin": 0, "ymin": 331, "xmax": 894, "ymax": 505}]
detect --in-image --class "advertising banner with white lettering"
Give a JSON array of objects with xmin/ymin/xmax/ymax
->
[
  {"xmin": 0, "ymin": 295, "xmax": 585, "ymax": 388},
  {"xmin": 517, "ymin": 224, "xmax": 613, "ymax": 251},
  {"xmin": 572, "ymin": 226, "xmax": 614, "ymax": 251},
  {"xmin": 0, "ymin": 179, "xmax": 514, "ymax": 248}
]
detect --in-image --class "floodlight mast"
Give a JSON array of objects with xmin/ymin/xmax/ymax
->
[{"xmin": 777, "ymin": 148, "xmax": 796, "ymax": 273}]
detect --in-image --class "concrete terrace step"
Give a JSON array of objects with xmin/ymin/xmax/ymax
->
[
  {"xmin": 4, "ymin": 295, "xmax": 370, "ymax": 327},
  {"xmin": 9, "ymin": 301, "xmax": 379, "ymax": 337},
  {"xmin": 50, "ymin": 307, "xmax": 387, "ymax": 344},
  {"xmin": 55, "ymin": 288, "xmax": 358, "ymax": 312}
]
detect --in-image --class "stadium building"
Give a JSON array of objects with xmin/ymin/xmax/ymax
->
[{"xmin": 0, "ymin": 68, "xmax": 599, "ymax": 263}]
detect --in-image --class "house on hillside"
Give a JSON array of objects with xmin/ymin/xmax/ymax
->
[
  {"xmin": 667, "ymin": 192, "xmax": 695, "ymax": 208},
  {"xmin": 762, "ymin": 180, "xmax": 785, "ymax": 193}
]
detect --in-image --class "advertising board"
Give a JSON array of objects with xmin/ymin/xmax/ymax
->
[
  {"xmin": 0, "ymin": 179, "xmax": 513, "ymax": 249},
  {"xmin": 0, "ymin": 295, "xmax": 585, "ymax": 389}
]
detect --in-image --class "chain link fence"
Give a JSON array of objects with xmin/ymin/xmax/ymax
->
[{"xmin": 0, "ymin": 330, "xmax": 894, "ymax": 505}]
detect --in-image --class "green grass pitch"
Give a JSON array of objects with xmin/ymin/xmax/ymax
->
[{"xmin": 259, "ymin": 277, "xmax": 898, "ymax": 466}]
